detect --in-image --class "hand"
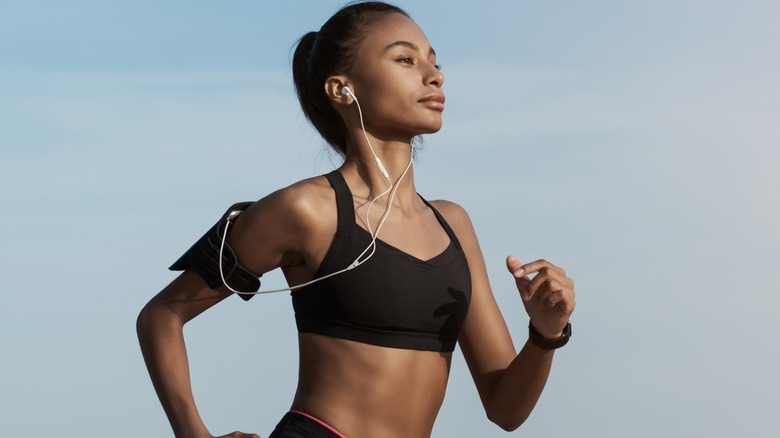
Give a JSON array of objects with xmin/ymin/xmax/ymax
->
[
  {"xmin": 214, "ymin": 432, "xmax": 261, "ymax": 438},
  {"xmin": 506, "ymin": 256, "xmax": 576, "ymax": 339}
]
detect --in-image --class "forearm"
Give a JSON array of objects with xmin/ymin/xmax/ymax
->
[
  {"xmin": 485, "ymin": 341, "xmax": 555, "ymax": 431},
  {"xmin": 137, "ymin": 306, "xmax": 210, "ymax": 437}
]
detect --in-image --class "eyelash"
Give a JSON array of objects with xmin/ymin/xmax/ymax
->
[{"xmin": 398, "ymin": 56, "xmax": 442, "ymax": 71}]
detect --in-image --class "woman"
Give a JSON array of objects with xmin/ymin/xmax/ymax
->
[{"xmin": 137, "ymin": 2, "xmax": 576, "ymax": 437}]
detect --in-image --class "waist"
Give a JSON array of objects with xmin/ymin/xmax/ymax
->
[{"xmin": 292, "ymin": 333, "xmax": 450, "ymax": 436}]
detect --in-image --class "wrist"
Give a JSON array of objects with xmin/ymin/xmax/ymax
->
[
  {"xmin": 174, "ymin": 427, "xmax": 210, "ymax": 438},
  {"xmin": 172, "ymin": 416, "xmax": 210, "ymax": 438},
  {"xmin": 528, "ymin": 321, "xmax": 571, "ymax": 350}
]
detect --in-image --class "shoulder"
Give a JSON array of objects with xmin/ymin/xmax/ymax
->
[
  {"xmin": 428, "ymin": 199, "xmax": 475, "ymax": 235},
  {"xmin": 428, "ymin": 199, "xmax": 485, "ymax": 262},
  {"xmin": 244, "ymin": 174, "xmax": 335, "ymax": 230},
  {"xmin": 225, "ymin": 174, "xmax": 337, "ymax": 271}
]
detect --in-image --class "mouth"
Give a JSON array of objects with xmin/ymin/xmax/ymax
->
[{"xmin": 419, "ymin": 94, "xmax": 445, "ymax": 111}]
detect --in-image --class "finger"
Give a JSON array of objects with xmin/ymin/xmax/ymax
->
[
  {"xmin": 524, "ymin": 265, "xmax": 566, "ymax": 297},
  {"xmin": 543, "ymin": 288, "xmax": 565, "ymax": 309},
  {"xmin": 551, "ymin": 288, "xmax": 576, "ymax": 314},
  {"xmin": 537, "ymin": 286, "xmax": 575, "ymax": 314},
  {"xmin": 505, "ymin": 255, "xmax": 525, "ymax": 277},
  {"xmin": 519, "ymin": 259, "xmax": 566, "ymax": 278},
  {"xmin": 506, "ymin": 255, "xmax": 532, "ymax": 295},
  {"xmin": 527, "ymin": 277, "xmax": 560, "ymax": 305}
]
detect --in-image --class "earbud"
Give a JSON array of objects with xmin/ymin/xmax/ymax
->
[
  {"xmin": 226, "ymin": 210, "xmax": 243, "ymax": 221},
  {"xmin": 339, "ymin": 85, "xmax": 389, "ymax": 180}
]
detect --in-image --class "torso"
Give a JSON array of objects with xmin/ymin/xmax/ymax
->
[
  {"xmin": 292, "ymin": 334, "xmax": 451, "ymax": 437},
  {"xmin": 279, "ymin": 170, "xmax": 471, "ymax": 437}
]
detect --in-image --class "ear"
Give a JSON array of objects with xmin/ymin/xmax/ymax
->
[{"xmin": 325, "ymin": 75, "xmax": 352, "ymax": 106}]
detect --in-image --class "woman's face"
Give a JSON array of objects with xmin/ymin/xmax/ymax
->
[{"xmin": 347, "ymin": 13, "xmax": 445, "ymax": 141}]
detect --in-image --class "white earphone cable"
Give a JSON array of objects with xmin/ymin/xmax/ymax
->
[{"xmin": 218, "ymin": 87, "xmax": 413, "ymax": 295}]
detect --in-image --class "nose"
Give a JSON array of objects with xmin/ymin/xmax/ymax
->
[{"xmin": 425, "ymin": 61, "xmax": 445, "ymax": 88}]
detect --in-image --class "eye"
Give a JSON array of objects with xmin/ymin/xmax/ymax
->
[
  {"xmin": 398, "ymin": 55, "xmax": 416, "ymax": 65},
  {"xmin": 434, "ymin": 63, "xmax": 442, "ymax": 71}
]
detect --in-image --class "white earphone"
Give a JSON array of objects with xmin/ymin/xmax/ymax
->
[
  {"xmin": 218, "ymin": 83, "xmax": 414, "ymax": 295},
  {"xmin": 340, "ymin": 85, "xmax": 390, "ymax": 180}
]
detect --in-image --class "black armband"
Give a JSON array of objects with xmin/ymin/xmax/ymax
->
[{"xmin": 169, "ymin": 202, "xmax": 261, "ymax": 301}]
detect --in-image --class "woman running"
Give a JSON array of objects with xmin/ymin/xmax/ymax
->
[{"xmin": 137, "ymin": 2, "xmax": 576, "ymax": 437}]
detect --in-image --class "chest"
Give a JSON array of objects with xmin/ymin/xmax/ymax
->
[{"xmin": 292, "ymin": 229, "xmax": 472, "ymax": 351}]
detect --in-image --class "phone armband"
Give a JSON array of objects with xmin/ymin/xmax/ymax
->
[{"xmin": 169, "ymin": 202, "xmax": 261, "ymax": 301}]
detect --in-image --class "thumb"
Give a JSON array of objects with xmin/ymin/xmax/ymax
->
[
  {"xmin": 506, "ymin": 255, "xmax": 531, "ymax": 300},
  {"xmin": 506, "ymin": 255, "xmax": 524, "ymax": 277}
]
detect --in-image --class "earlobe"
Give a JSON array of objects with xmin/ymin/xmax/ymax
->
[{"xmin": 325, "ymin": 76, "xmax": 353, "ymax": 105}]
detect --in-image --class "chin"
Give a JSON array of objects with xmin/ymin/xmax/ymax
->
[
  {"xmin": 422, "ymin": 122, "xmax": 443, "ymax": 134},
  {"xmin": 390, "ymin": 118, "xmax": 443, "ymax": 138},
  {"xmin": 414, "ymin": 117, "xmax": 444, "ymax": 135},
  {"xmin": 406, "ymin": 126, "xmax": 441, "ymax": 138}
]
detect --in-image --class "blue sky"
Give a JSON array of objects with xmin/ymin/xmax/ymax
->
[{"xmin": 1, "ymin": 1, "xmax": 778, "ymax": 436}]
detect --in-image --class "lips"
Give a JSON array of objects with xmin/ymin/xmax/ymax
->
[{"xmin": 419, "ymin": 94, "xmax": 445, "ymax": 111}]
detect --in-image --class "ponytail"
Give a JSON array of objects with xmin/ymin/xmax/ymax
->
[
  {"xmin": 292, "ymin": 31, "xmax": 349, "ymax": 155},
  {"xmin": 291, "ymin": 2, "xmax": 409, "ymax": 157}
]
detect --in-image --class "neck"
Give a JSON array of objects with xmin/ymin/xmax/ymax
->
[{"xmin": 343, "ymin": 133, "xmax": 418, "ymax": 210}]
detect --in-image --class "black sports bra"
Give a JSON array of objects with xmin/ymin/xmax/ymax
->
[{"xmin": 291, "ymin": 171, "xmax": 472, "ymax": 352}]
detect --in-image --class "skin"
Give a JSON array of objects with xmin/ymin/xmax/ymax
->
[{"xmin": 137, "ymin": 13, "xmax": 575, "ymax": 438}]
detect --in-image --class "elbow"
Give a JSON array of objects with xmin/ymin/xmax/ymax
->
[
  {"xmin": 136, "ymin": 302, "xmax": 181, "ymax": 341},
  {"xmin": 135, "ymin": 304, "xmax": 156, "ymax": 342},
  {"xmin": 136, "ymin": 302, "xmax": 158, "ymax": 332},
  {"xmin": 501, "ymin": 424, "xmax": 522, "ymax": 433},
  {"xmin": 490, "ymin": 418, "xmax": 525, "ymax": 433},
  {"xmin": 487, "ymin": 409, "xmax": 529, "ymax": 432}
]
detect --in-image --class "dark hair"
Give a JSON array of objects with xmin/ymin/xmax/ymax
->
[{"xmin": 292, "ymin": 1, "xmax": 409, "ymax": 156}]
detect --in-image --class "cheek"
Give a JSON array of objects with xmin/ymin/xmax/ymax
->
[{"xmin": 360, "ymin": 82, "xmax": 407, "ymax": 118}]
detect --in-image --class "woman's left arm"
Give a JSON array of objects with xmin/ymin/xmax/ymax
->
[{"xmin": 434, "ymin": 201, "xmax": 576, "ymax": 431}]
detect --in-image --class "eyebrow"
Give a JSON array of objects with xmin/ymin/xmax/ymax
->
[{"xmin": 383, "ymin": 40, "xmax": 436, "ymax": 57}]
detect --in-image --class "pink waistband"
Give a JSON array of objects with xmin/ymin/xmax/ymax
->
[{"xmin": 290, "ymin": 410, "xmax": 348, "ymax": 438}]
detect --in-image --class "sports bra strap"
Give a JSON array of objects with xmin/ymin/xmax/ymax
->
[
  {"xmin": 324, "ymin": 170, "xmax": 355, "ymax": 233},
  {"xmin": 419, "ymin": 197, "xmax": 464, "ymax": 253}
]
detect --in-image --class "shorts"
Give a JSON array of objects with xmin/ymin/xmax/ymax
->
[{"xmin": 268, "ymin": 411, "xmax": 347, "ymax": 438}]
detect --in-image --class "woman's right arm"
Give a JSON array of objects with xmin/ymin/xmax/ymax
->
[
  {"xmin": 137, "ymin": 182, "xmax": 329, "ymax": 437},
  {"xmin": 136, "ymin": 270, "xmax": 234, "ymax": 437}
]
